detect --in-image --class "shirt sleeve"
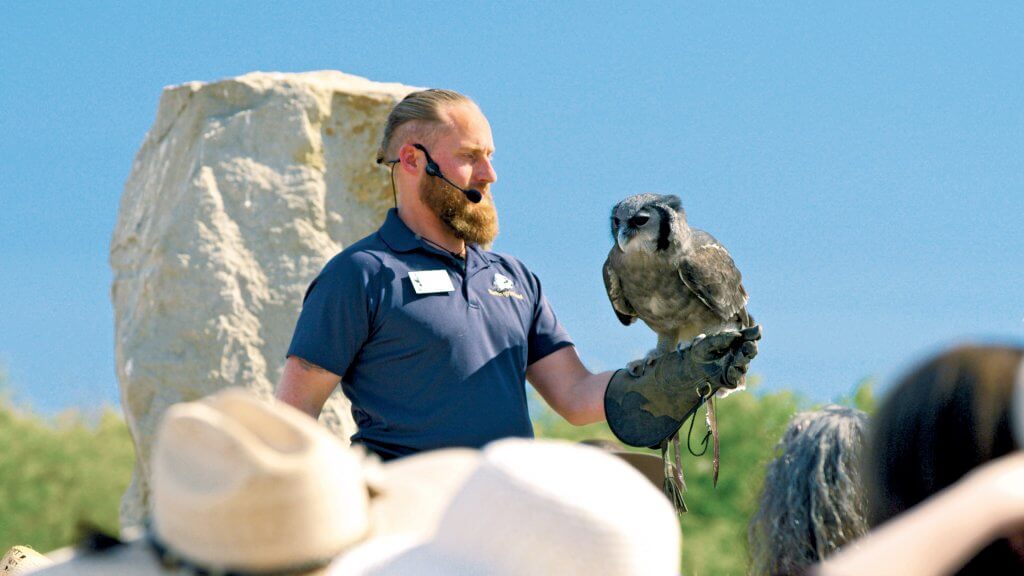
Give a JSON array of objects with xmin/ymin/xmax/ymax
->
[
  {"xmin": 526, "ymin": 271, "xmax": 574, "ymax": 366},
  {"xmin": 286, "ymin": 253, "xmax": 378, "ymax": 378}
]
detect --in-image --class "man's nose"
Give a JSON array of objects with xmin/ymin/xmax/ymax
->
[{"xmin": 475, "ymin": 157, "xmax": 497, "ymax": 184}]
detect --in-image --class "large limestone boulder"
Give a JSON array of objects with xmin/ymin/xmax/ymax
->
[{"xmin": 111, "ymin": 71, "xmax": 418, "ymax": 529}]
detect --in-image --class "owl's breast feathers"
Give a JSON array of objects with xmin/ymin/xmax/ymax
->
[{"xmin": 606, "ymin": 235, "xmax": 749, "ymax": 338}]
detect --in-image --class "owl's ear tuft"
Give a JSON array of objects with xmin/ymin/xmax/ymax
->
[
  {"xmin": 662, "ymin": 195, "xmax": 684, "ymax": 214},
  {"xmin": 609, "ymin": 203, "xmax": 621, "ymax": 234}
]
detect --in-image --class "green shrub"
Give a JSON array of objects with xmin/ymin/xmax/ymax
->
[{"xmin": 0, "ymin": 397, "xmax": 135, "ymax": 553}]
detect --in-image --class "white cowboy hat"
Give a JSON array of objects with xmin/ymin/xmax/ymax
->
[
  {"xmin": 330, "ymin": 438, "xmax": 681, "ymax": 576},
  {"xmin": 32, "ymin": 388, "xmax": 370, "ymax": 576},
  {"xmin": 364, "ymin": 448, "xmax": 482, "ymax": 539},
  {"xmin": 1, "ymin": 546, "xmax": 52, "ymax": 575}
]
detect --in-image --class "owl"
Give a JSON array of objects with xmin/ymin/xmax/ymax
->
[{"xmin": 603, "ymin": 193, "xmax": 753, "ymax": 382}]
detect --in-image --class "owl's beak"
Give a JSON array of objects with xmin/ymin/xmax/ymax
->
[{"xmin": 616, "ymin": 228, "xmax": 630, "ymax": 252}]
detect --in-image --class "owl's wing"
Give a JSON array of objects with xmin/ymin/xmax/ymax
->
[
  {"xmin": 603, "ymin": 254, "xmax": 638, "ymax": 326},
  {"xmin": 678, "ymin": 230, "xmax": 749, "ymax": 324}
]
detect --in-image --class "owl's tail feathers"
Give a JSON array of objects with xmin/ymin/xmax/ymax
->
[{"xmin": 661, "ymin": 437, "xmax": 688, "ymax": 516}]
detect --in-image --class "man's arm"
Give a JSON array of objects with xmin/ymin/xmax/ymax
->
[
  {"xmin": 275, "ymin": 355, "xmax": 342, "ymax": 420},
  {"xmin": 529, "ymin": 327, "xmax": 760, "ymax": 447},
  {"xmin": 526, "ymin": 346, "xmax": 614, "ymax": 426}
]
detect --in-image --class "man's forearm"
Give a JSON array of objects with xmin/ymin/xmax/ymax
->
[
  {"xmin": 564, "ymin": 370, "xmax": 615, "ymax": 426},
  {"xmin": 526, "ymin": 347, "xmax": 615, "ymax": 426}
]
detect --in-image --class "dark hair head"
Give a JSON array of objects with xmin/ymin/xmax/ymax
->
[{"xmin": 867, "ymin": 344, "xmax": 1024, "ymax": 574}]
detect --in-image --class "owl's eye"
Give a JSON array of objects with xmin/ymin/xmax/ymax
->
[
  {"xmin": 629, "ymin": 215, "xmax": 650, "ymax": 227},
  {"xmin": 612, "ymin": 217, "xmax": 620, "ymax": 226}
]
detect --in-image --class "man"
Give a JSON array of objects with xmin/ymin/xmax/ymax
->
[{"xmin": 277, "ymin": 89, "xmax": 758, "ymax": 460}]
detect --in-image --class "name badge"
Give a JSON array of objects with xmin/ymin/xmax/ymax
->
[{"xmin": 409, "ymin": 270, "xmax": 455, "ymax": 294}]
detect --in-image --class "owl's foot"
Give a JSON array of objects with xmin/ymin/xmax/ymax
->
[
  {"xmin": 677, "ymin": 334, "xmax": 706, "ymax": 353},
  {"xmin": 626, "ymin": 350, "xmax": 664, "ymax": 377},
  {"xmin": 680, "ymin": 333, "xmax": 748, "ymax": 397}
]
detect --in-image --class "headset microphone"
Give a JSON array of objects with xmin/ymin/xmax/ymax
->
[{"xmin": 413, "ymin": 144, "xmax": 483, "ymax": 203}]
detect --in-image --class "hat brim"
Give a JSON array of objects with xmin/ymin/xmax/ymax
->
[
  {"xmin": 367, "ymin": 448, "xmax": 481, "ymax": 539},
  {"xmin": 2, "ymin": 546, "xmax": 52, "ymax": 575},
  {"xmin": 28, "ymin": 541, "xmax": 166, "ymax": 576},
  {"xmin": 329, "ymin": 535, "xmax": 498, "ymax": 576}
]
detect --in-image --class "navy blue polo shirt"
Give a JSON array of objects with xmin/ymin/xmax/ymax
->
[{"xmin": 287, "ymin": 209, "xmax": 574, "ymax": 460}]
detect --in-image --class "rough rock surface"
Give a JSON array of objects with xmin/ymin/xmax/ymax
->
[{"xmin": 111, "ymin": 71, "xmax": 418, "ymax": 529}]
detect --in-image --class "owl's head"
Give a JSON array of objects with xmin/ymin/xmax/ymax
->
[{"xmin": 610, "ymin": 193, "xmax": 688, "ymax": 253}]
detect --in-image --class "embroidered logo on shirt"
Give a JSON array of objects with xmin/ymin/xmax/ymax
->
[{"xmin": 488, "ymin": 272, "xmax": 524, "ymax": 300}]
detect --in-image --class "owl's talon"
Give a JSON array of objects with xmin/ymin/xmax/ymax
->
[
  {"xmin": 676, "ymin": 334, "xmax": 706, "ymax": 353},
  {"xmin": 626, "ymin": 358, "xmax": 643, "ymax": 377},
  {"xmin": 626, "ymin": 350, "xmax": 663, "ymax": 377}
]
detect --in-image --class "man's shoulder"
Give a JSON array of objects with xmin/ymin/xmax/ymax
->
[{"xmin": 320, "ymin": 234, "xmax": 390, "ymax": 277}]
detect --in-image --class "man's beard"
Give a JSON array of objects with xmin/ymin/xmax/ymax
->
[{"xmin": 420, "ymin": 176, "xmax": 499, "ymax": 246}]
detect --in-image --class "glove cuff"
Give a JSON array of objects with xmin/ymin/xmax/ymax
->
[{"xmin": 604, "ymin": 357, "xmax": 722, "ymax": 448}]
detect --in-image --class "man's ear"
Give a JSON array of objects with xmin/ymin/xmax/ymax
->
[{"xmin": 397, "ymin": 143, "xmax": 420, "ymax": 175}]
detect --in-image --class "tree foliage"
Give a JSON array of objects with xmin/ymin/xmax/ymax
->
[{"xmin": 0, "ymin": 392, "xmax": 134, "ymax": 554}]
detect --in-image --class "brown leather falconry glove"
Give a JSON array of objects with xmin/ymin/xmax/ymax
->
[{"xmin": 604, "ymin": 325, "xmax": 761, "ymax": 449}]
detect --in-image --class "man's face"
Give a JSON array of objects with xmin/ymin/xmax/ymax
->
[{"xmin": 419, "ymin": 103, "xmax": 499, "ymax": 246}]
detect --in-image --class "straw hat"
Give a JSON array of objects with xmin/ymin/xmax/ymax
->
[
  {"xmin": 365, "ymin": 448, "xmax": 482, "ymax": 539},
  {"xmin": 33, "ymin": 388, "xmax": 370, "ymax": 575},
  {"xmin": 1, "ymin": 546, "xmax": 52, "ymax": 575},
  {"xmin": 331, "ymin": 438, "xmax": 681, "ymax": 576},
  {"xmin": 26, "ymin": 541, "xmax": 165, "ymax": 576}
]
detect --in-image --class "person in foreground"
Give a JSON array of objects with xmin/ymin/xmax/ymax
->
[
  {"xmin": 815, "ymin": 345, "xmax": 1024, "ymax": 576},
  {"xmin": 32, "ymin": 388, "xmax": 371, "ymax": 576},
  {"xmin": 748, "ymin": 405, "xmax": 868, "ymax": 576},
  {"xmin": 330, "ymin": 438, "xmax": 682, "ymax": 576},
  {"xmin": 26, "ymin": 390, "xmax": 684, "ymax": 575},
  {"xmin": 276, "ymin": 88, "xmax": 759, "ymax": 460}
]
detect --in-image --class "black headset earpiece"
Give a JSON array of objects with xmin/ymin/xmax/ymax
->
[
  {"xmin": 411, "ymin": 143, "xmax": 482, "ymax": 204},
  {"xmin": 413, "ymin": 144, "xmax": 442, "ymax": 177}
]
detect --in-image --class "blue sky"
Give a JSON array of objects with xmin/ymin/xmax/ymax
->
[{"xmin": 2, "ymin": 3, "xmax": 1022, "ymax": 413}]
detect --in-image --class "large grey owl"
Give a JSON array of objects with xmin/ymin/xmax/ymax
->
[{"xmin": 603, "ymin": 193, "xmax": 753, "ymax": 380}]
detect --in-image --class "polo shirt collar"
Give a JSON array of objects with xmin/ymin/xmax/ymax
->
[
  {"xmin": 466, "ymin": 243, "xmax": 492, "ymax": 276},
  {"xmin": 378, "ymin": 209, "xmax": 492, "ymax": 273},
  {"xmin": 378, "ymin": 209, "xmax": 422, "ymax": 253}
]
